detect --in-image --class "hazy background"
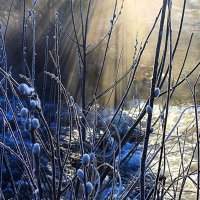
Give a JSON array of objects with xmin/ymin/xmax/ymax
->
[{"xmin": 0, "ymin": 0, "xmax": 199, "ymax": 106}]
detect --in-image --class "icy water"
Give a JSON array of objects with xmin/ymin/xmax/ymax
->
[
  {"xmin": 128, "ymin": 101, "xmax": 200, "ymax": 200},
  {"xmin": 150, "ymin": 105, "xmax": 199, "ymax": 200}
]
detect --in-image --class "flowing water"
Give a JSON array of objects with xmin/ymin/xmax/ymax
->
[{"xmin": 127, "ymin": 101, "xmax": 200, "ymax": 199}]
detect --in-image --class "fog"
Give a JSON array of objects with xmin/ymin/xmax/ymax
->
[{"xmin": 0, "ymin": 0, "xmax": 199, "ymax": 105}]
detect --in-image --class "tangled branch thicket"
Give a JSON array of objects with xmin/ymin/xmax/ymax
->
[{"xmin": 0, "ymin": 0, "xmax": 199, "ymax": 199}]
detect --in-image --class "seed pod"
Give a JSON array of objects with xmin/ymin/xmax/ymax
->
[
  {"xmin": 160, "ymin": 114, "xmax": 164, "ymax": 120},
  {"xmin": 146, "ymin": 105, "xmax": 153, "ymax": 114},
  {"xmin": 18, "ymin": 83, "xmax": 30, "ymax": 96},
  {"xmin": 24, "ymin": 118, "xmax": 32, "ymax": 131},
  {"xmin": 30, "ymin": 100, "xmax": 37, "ymax": 108},
  {"xmin": 20, "ymin": 107, "xmax": 28, "ymax": 118},
  {"xmin": 32, "ymin": 118, "xmax": 40, "ymax": 129},
  {"xmin": 32, "ymin": 143, "xmax": 40, "ymax": 155},
  {"xmin": 89, "ymin": 152, "xmax": 95, "ymax": 161},
  {"xmin": 86, "ymin": 182, "xmax": 94, "ymax": 194},
  {"xmin": 150, "ymin": 127, "xmax": 154, "ymax": 133},
  {"xmin": 77, "ymin": 169, "xmax": 84, "ymax": 180},
  {"xmin": 154, "ymin": 87, "xmax": 161, "ymax": 97},
  {"xmin": 82, "ymin": 154, "xmax": 90, "ymax": 166}
]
